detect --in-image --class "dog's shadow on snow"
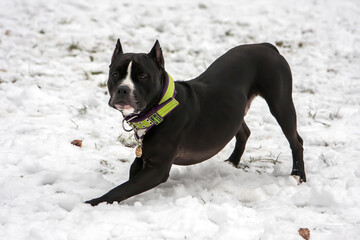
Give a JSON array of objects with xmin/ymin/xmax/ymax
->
[{"xmin": 123, "ymin": 159, "xmax": 282, "ymax": 206}]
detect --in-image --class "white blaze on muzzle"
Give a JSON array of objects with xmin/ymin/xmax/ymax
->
[
  {"xmin": 116, "ymin": 61, "xmax": 137, "ymax": 116},
  {"xmin": 121, "ymin": 61, "xmax": 135, "ymax": 93}
]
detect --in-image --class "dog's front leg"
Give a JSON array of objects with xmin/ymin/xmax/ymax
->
[
  {"xmin": 85, "ymin": 160, "xmax": 172, "ymax": 206},
  {"xmin": 129, "ymin": 157, "xmax": 144, "ymax": 180}
]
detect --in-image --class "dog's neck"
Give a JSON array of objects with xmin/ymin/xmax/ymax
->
[
  {"xmin": 123, "ymin": 72, "xmax": 179, "ymax": 140},
  {"xmin": 144, "ymin": 71, "xmax": 167, "ymax": 114}
]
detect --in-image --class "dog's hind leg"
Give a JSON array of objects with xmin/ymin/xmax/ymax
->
[
  {"xmin": 257, "ymin": 52, "xmax": 306, "ymax": 182},
  {"xmin": 225, "ymin": 121, "xmax": 250, "ymax": 167},
  {"xmin": 264, "ymin": 94, "xmax": 306, "ymax": 183}
]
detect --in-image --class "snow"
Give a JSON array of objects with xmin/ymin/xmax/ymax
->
[{"xmin": 0, "ymin": 0, "xmax": 359, "ymax": 239}]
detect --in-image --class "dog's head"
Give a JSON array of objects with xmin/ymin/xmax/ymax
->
[{"xmin": 107, "ymin": 39, "xmax": 166, "ymax": 116}]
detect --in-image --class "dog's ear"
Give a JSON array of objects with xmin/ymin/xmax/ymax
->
[
  {"xmin": 148, "ymin": 40, "xmax": 164, "ymax": 69},
  {"xmin": 111, "ymin": 39, "xmax": 123, "ymax": 64}
]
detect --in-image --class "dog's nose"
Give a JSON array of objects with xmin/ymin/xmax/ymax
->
[{"xmin": 117, "ymin": 85, "xmax": 130, "ymax": 96}]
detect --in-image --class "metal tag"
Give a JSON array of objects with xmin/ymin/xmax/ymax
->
[{"xmin": 135, "ymin": 145, "xmax": 143, "ymax": 158}]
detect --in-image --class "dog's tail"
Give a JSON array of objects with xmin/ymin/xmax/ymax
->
[{"xmin": 261, "ymin": 42, "xmax": 280, "ymax": 53}]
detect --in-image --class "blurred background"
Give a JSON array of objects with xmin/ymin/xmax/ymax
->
[{"xmin": 0, "ymin": 0, "xmax": 359, "ymax": 239}]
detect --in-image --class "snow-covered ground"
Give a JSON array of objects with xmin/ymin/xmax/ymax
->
[{"xmin": 1, "ymin": 0, "xmax": 359, "ymax": 239}]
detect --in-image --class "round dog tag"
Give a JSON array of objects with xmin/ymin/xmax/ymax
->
[{"xmin": 135, "ymin": 145, "xmax": 142, "ymax": 158}]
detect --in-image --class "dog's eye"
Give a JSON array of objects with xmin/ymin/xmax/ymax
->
[
  {"xmin": 138, "ymin": 73, "xmax": 148, "ymax": 80},
  {"xmin": 112, "ymin": 72, "xmax": 119, "ymax": 79}
]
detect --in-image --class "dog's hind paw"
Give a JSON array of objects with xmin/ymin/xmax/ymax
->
[
  {"xmin": 291, "ymin": 175, "xmax": 302, "ymax": 185},
  {"xmin": 224, "ymin": 160, "xmax": 249, "ymax": 171},
  {"xmin": 291, "ymin": 169, "xmax": 307, "ymax": 183},
  {"xmin": 224, "ymin": 159, "xmax": 238, "ymax": 167}
]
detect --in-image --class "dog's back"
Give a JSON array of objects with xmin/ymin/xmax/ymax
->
[{"xmin": 173, "ymin": 43, "xmax": 305, "ymax": 182}]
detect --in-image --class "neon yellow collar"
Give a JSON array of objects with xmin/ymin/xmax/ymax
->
[{"xmin": 124, "ymin": 72, "xmax": 179, "ymax": 140}]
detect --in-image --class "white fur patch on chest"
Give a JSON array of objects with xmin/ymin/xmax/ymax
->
[{"xmin": 121, "ymin": 107, "xmax": 136, "ymax": 116}]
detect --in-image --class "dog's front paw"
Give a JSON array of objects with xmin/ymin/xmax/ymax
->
[{"xmin": 85, "ymin": 197, "xmax": 108, "ymax": 206}]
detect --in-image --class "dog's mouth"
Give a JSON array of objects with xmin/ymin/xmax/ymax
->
[
  {"xmin": 109, "ymin": 94, "xmax": 146, "ymax": 116},
  {"xmin": 113, "ymin": 102, "xmax": 135, "ymax": 115},
  {"xmin": 111, "ymin": 100, "xmax": 142, "ymax": 117},
  {"xmin": 114, "ymin": 103, "xmax": 133, "ymax": 111}
]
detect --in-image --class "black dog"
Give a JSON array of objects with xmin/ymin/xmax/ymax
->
[{"xmin": 86, "ymin": 39, "xmax": 306, "ymax": 206}]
